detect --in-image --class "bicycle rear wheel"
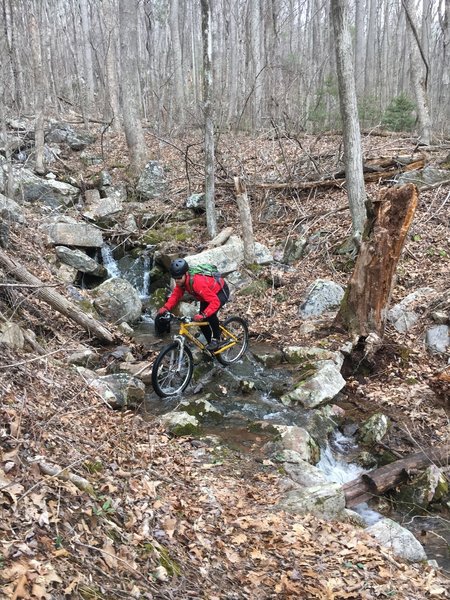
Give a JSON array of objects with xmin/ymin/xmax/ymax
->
[
  {"xmin": 216, "ymin": 316, "xmax": 249, "ymax": 365},
  {"xmin": 152, "ymin": 342, "xmax": 193, "ymax": 397}
]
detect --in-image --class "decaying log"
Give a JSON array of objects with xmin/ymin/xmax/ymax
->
[
  {"xmin": 0, "ymin": 249, "xmax": 114, "ymax": 343},
  {"xmin": 343, "ymin": 445, "xmax": 449, "ymax": 507},
  {"xmin": 207, "ymin": 226, "xmax": 234, "ymax": 248},
  {"xmin": 334, "ymin": 183, "xmax": 418, "ymax": 337}
]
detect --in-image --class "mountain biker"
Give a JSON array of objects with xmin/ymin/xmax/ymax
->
[{"xmin": 157, "ymin": 258, "xmax": 229, "ymax": 351}]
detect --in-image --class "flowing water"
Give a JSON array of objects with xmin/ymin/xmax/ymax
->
[{"xmin": 128, "ymin": 275, "xmax": 450, "ymax": 572}]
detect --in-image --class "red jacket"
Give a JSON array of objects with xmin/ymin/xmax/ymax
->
[{"xmin": 164, "ymin": 273, "xmax": 225, "ymax": 318}]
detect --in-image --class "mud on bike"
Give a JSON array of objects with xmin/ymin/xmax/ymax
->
[{"xmin": 151, "ymin": 312, "xmax": 249, "ymax": 398}]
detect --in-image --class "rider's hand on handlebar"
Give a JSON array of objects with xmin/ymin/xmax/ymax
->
[
  {"xmin": 157, "ymin": 307, "xmax": 168, "ymax": 316},
  {"xmin": 193, "ymin": 314, "xmax": 204, "ymax": 322}
]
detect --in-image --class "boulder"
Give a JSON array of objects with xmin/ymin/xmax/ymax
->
[
  {"xmin": 0, "ymin": 193, "xmax": 25, "ymax": 223},
  {"xmin": 298, "ymin": 279, "xmax": 345, "ymax": 318},
  {"xmin": 365, "ymin": 518, "xmax": 427, "ymax": 562},
  {"xmin": 92, "ymin": 278, "xmax": 142, "ymax": 324},
  {"xmin": 46, "ymin": 122, "xmax": 95, "ymax": 150},
  {"xmin": 278, "ymin": 483, "xmax": 346, "ymax": 520},
  {"xmin": 425, "ymin": 325, "xmax": 449, "ymax": 354},
  {"xmin": 186, "ymin": 235, "xmax": 273, "ymax": 273},
  {"xmin": 358, "ymin": 413, "xmax": 390, "ymax": 446},
  {"xmin": 76, "ymin": 368, "xmax": 145, "ymax": 410},
  {"xmin": 136, "ymin": 161, "xmax": 167, "ymax": 199},
  {"xmin": 388, "ymin": 288, "xmax": 435, "ymax": 333},
  {"xmin": 280, "ymin": 360, "xmax": 346, "ymax": 408},
  {"xmin": 55, "ymin": 246, "xmax": 106, "ymax": 277},
  {"xmin": 48, "ymin": 221, "xmax": 104, "ymax": 248},
  {"xmin": 10, "ymin": 166, "xmax": 80, "ymax": 208}
]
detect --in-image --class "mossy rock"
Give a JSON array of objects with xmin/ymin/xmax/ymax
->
[
  {"xmin": 142, "ymin": 224, "xmax": 190, "ymax": 245},
  {"xmin": 237, "ymin": 280, "xmax": 269, "ymax": 297}
]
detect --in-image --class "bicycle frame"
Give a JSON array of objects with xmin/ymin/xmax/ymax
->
[{"xmin": 174, "ymin": 319, "xmax": 239, "ymax": 356}]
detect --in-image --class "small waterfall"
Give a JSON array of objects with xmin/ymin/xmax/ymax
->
[
  {"xmin": 317, "ymin": 431, "xmax": 381, "ymax": 526},
  {"xmin": 100, "ymin": 244, "xmax": 152, "ymax": 299},
  {"xmin": 101, "ymin": 244, "xmax": 121, "ymax": 279},
  {"xmin": 140, "ymin": 250, "xmax": 152, "ymax": 299}
]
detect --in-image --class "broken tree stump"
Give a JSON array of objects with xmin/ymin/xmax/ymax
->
[
  {"xmin": 334, "ymin": 183, "xmax": 418, "ymax": 337},
  {"xmin": 0, "ymin": 249, "xmax": 114, "ymax": 343},
  {"xmin": 343, "ymin": 445, "xmax": 449, "ymax": 507}
]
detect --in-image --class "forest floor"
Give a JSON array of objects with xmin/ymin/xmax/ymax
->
[{"xmin": 0, "ymin": 127, "xmax": 449, "ymax": 599}]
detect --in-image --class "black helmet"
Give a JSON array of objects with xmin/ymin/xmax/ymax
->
[{"xmin": 170, "ymin": 258, "xmax": 189, "ymax": 278}]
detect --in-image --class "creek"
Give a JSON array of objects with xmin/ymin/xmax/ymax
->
[
  {"xmin": 133, "ymin": 323, "xmax": 450, "ymax": 572},
  {"xmin": 111, "ymin": 250, "xmax": 449, "ymax": 573}
]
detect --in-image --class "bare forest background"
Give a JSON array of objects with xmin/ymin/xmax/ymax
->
[{"xmin": 0, "ymin": 0, "xmax": 449, "ymax": 142}]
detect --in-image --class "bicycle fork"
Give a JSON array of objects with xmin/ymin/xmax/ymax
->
[{"xmin": 173, "ymin": 335, "xmax": 187, "ymax": 371}]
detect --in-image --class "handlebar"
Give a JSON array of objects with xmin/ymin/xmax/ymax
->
[{"xmin": 159, "ymin": 311, "xmax": 192, "ymax": 323}]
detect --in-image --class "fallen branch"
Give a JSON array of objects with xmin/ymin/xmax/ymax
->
[{"xmin": 38, "ymin": 460, "xmax": 94, "ymax": 495}]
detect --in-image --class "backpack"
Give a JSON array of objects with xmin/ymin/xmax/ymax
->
[{"xmin": 188, "ymin": 263, "xmax": 221, "ymax": 279}]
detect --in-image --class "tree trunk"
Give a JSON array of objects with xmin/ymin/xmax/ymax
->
[
  {"xmin": 0, "ymin": 250, "xmax": 114, "ymax": 343},
  {"xmin": 403, "ymin": 0, "xmax": 432, "ymax": 145},
  {"xmin": 118, "ymin": 0, "xmax": 147, "ymax": 176},
  {"xmin": 169, "ymin": 0, "xmax": 185, "ymax": 123},
  {"xmin": 343, "ymin": 445, "xmax": 449, "ymax": 507},
  {"xmin": 334, "ymin": 183, "xmax": 418, "ymax": 337},
  {"xmin": 30, "ymin": 7, "xmax": 45, "ymax": 175},
  {"xmin": 200, "ymin": 0, "xmax": 217, "ymax": 239},
  {"xmin": 234, "ymin": 177, "xmax": 255, "ymax": 265},
  {"xmin": 331, "ymin": 0, "xmax": 367, "ymax": 241}
]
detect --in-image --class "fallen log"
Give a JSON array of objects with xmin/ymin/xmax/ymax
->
[
  {"xmin": 343, "ymin": 445, "xmax": 449, "ymax": 507},
  {"xmin": 0, "ymin": 249, "xmax": 114, "ymax": 343},
  {"xmin": 217, "ymin": 156, "xmax": 425, "ymax": 192}
]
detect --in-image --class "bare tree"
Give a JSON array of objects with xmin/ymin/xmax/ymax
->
[
  {"xmin": 331, "ymin": 0, "xmax": 367, "ymax": 242},
  {"xmin": 118, "ymin": 0, "xmax": 147, "ymax": 176},
  {"xmin": 403, "ymin": 0, "xmax": 432, "ymax": 145},
  {"xmin": 29, "ymin": 5, "xmax": 45, "ymax": 175},
  {"xmin": 200, "ymin": 0, "xmax": 217, "ymax": 238}
]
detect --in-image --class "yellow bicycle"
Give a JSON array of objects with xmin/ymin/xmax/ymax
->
[{"xmin": 151, "ymin": 312, "xmax": 249, "ymax": 397}]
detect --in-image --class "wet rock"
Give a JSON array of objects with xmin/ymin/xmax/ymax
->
[
  {"xmin": 280, "ymin": 360, "xmax": 346, "ymax": 408},
  {"xmin": 77, "ymin": 368, "xmax": 145, "ymax": 409},
  {"xmin": 395, "ymin": 465, "xmax": 449, "ymax": 511},
  {"xmin": 251, "ymin": 343, "xmax": 284, "ymax": 367},
  {"xmin": 92, "ymin": 278, "xmax": 142, "ymax": 324},
  {"xmin": 179, "ymin": 396, "xmax": 223, "ymax": 422},
  {"xmin": 358, "ymin": 413, "xmax": 390, "ymax": 446}
]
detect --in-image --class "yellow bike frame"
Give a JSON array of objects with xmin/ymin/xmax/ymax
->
[{"xmin": 177, "ymin": 320, "xmax": 238, "ymax": 355}]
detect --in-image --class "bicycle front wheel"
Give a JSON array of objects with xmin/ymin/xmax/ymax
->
[
  {"xmin": 216, "ymin": 316, "xmax": 249, "ymax": 365},
  {"xmin": 151, "ymin": 342, "xmax": 194, "ymax": 397}
]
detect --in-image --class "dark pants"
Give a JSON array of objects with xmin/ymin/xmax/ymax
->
[{"xmin": 200, "ymin": 283, "xmax": 229, "ymax": 342}]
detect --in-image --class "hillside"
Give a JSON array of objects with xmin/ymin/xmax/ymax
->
[{"xmin": 0, "ymin": 128, "xmax": 449, "ymax": 599}]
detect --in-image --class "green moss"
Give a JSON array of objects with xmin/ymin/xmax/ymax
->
[
  {"xmin": 142, "ymin": 224, "xmax": 190, "ymax": 245},
  {"xmin": 83, "ymin": 460, "xmax": 103, "ymax": 474}
]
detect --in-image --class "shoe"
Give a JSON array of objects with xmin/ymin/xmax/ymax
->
[{"xmin": 205, "ymin": 338, "xmax": 221, "ymax": 352}]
